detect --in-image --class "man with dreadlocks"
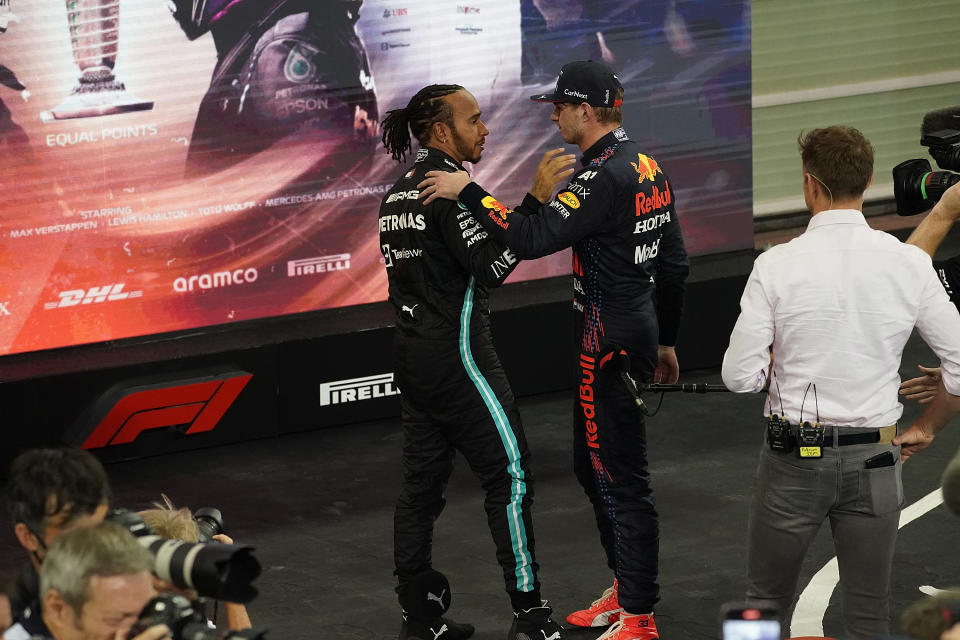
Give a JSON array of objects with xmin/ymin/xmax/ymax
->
[
  {"xmin": 378, "ymin": 84, "xmax": 574, "ymax": 640},
  {"xmin": 417, "ymin": 61, "xmax": 690, "ymax": 640}
]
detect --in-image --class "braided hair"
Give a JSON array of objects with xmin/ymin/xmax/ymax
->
[{"xmin": 380, "ymin": 84, "xmax": 463, "ymax": 163}]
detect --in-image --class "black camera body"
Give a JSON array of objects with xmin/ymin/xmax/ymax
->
[
  {"xmin": 894, "ymin": 114, "xmax": 960, "ymax": 215},
  {"xmin": 129, "ymin": 594, "xmax": 268, "ymax": 639},
  {"xmin": 194, "ymin": 507, "xmax": 225, "ymax": 543}
]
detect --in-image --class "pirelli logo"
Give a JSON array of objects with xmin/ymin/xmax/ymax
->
[
  {"xmin": 319, "ymin": 373, "xmax": 400, "ymax": 406},
  {"xmin": 287, "ymin": 254, "xmax": 351, "ymax": 277}
]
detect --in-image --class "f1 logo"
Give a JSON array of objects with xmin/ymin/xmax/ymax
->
[{"xmin": 68, "ymin": 368, "xmax": 252, "ymax": 449}]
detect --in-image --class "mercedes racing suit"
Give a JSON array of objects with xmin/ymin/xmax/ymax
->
[
  {"xmin": 380, "ymin": 147, "xmax": 543, "ymax": 612},
  {"xmin": 457, "ymin": 126, "xmax": 689, "ymax": 614}
]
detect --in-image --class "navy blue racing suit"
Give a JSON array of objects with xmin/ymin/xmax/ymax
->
[
  {"xmin": 380, "ymin": 147, "xmax": 543, "ymax": 613},
  {"xmin": 457, "ymin": 126, "xmax": 689, "ymax": 613}
]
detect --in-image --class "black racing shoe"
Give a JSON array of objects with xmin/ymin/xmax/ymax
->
[
  {"xmin": 509, "ymin": 602, "xmax": 566, "ymax": 640},
  {"xmin": 400, "ymin": 614, "xmax": 475, "ymax": 640}
]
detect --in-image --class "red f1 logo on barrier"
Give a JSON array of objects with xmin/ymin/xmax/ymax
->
[{"xmin": 69, "ymin": 369, "xmax": 252, "ymax": 449}]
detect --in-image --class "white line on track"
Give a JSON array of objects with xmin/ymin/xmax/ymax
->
[{"xmin": 790, "ymin": 488, "xmax": 944, "ymax": 637}]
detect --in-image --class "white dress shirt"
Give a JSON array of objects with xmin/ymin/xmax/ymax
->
[{"xmin": 722, "ymin": 209, "xmax": 960, "ymax": 428}]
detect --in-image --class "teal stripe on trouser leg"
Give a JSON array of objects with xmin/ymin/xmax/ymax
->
[{"xmin": 459, "ymin": 276, "xmax": 534, "ymax": 591}]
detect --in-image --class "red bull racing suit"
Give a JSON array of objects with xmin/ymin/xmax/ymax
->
[
  {"xmin": 380, "ymin": 147, "xmax": 544, "ymax": 612},
  {"xmin": 457, "ymin": 126, "xmax": 690, "ymax": 614}
]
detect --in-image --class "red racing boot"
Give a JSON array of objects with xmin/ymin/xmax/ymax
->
[
  {"xmin": 593, "ymin": 612, "xmax": 658, "ymax": 640},
  {"xmin": 565, "ymin": 580, "xmax": 623, "ymax": 627}
]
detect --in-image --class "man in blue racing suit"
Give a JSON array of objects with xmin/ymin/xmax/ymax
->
[{"xmin": 418, "ymin": 60, "xmax": 689, "ymax": 640}]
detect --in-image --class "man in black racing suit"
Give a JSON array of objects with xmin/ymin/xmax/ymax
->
[
  {"xmin": 418, "ymin": 61, "xmax": 689, "ymax": 640},
  {"xmin": 378, "ymin": 85, "xmax": 568, "ymax": 640}
]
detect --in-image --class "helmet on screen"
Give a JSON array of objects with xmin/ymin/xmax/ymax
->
[{"xmin": 168, "ymin": 0, "xmax": 245, "ymax": 40}]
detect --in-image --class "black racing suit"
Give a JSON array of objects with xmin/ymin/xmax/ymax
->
[
  {"xmin": 934, "ymin": 255, "xmax": 960, "ymax": 311},
  {"xmin": 185, "ymin": 0, "xmax": 378, "ymax": 178},
  {"xmin": 380, "ymin": 147, "xmax": 542, "ymax": 613},
  {"xmin": 458, "ymin": 126, "xmax": 689, "ymax": 614}
]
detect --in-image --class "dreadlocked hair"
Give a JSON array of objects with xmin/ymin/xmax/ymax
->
[{"xmin": 380, "ymin": 84, "xmax": 463, "ymax": 163}]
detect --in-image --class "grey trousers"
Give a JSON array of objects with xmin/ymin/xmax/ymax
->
[{"xmin": 746, "ymin": 431, "xmax": 902, "ymax": 639}]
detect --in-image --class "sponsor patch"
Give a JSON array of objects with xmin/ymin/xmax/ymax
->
[
  {"xmin": 634, "ymin": 181, "xmax": 672, "ymax": 215},
  {"xmin": 481, "ymin": 195, "xmax": 511, "ymax": 219},
  {"xmin": 549, "ymin": 200, "xmax": 571, "ymax": 219},
  {"xmin": 557, "ymin": 191, "xmax": 581, "ymax": 209},
  {"xmin": 630, "ymin": 153, "xmax": 662, "ymax": 184}
]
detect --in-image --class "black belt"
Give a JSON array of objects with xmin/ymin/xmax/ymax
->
[{"xmin": 796, "ymin": 424, "xmax": 897, "ymax": 448}]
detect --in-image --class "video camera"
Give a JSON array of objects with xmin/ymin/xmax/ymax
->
[
  {"xmin": 129, "ymin": 594, "xmax": 267, "ymax": 639},
  {"xmin": 107, "ymin": 508, "xmax": 261, "ymax": 604},
  {"xmin": 893, "ymin": 106, "xmax": 960, "ymax": 215}
]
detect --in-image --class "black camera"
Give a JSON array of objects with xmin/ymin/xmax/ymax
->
[
  {"xmin": 893, "ymin": 107, "xmax": 960, "ymax": 216},
  {"xmin": 107, "ymin": 509, "xmax": 260, "ymax": 603},
  {"xmin": 128, "ymin": 594, "xmax": 267, "ymax": 639},
  {"xmin": 194, "ymin": 507, "xmax": 225, "ymax": 543}
]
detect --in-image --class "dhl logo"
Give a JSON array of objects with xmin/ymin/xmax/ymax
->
[
  {"xmin": 630, "ymin": 153, "xmax": 662, "ymax": 184},
  {"xmin": 557, "ymin": 191, "xmax": 580, "ymax": 209},
  {"xmin": 481, "ymin": 195, "xmax": 511, "ymax": 219}
]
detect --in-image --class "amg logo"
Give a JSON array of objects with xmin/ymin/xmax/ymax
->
[
  {"xmin": 288, "ymin": 254, "xmax": 351, "ymax": 277},
  {"xmin": 319, "ymin": 373, "xmax": 401, "ymax": 406},
  {"xmin": 386, "ymin": 190, "xmax": 420, "ymax": 203},
  {"xmin": 44, "ymin": 284, "xmax": 142, "ymax": 309}
]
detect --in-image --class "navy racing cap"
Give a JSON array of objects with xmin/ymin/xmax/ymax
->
[{"xmin": 530, "ymin": 60, "xmax": 623, "ymax": 108}]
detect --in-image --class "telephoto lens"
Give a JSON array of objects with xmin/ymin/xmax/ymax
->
[{"xmin": 108, "ymin": 509, "xmax": 261, "ymax": 603}]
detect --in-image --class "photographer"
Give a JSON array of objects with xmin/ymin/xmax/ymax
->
[
  {"xmin": 3, "ymin": 521, "xmax": 169, "ymax": 640},
  {"xmin": 4, "ymin": 448, "xmax": 111, "ymax": 624},
  {"xmin": 899, "ymin": 181, "xmax": 960, "ymax": 404},
  {"xmin": 137, "ymin": 496, "xmax": 252, "ymax": 632},
  {"xmin": 899, "ymin": 589, "xmax": 960, "ymax": 640}
]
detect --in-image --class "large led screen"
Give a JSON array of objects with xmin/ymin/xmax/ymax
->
[{"xmin": 0, "ymin": 0, "xmax": 751, "ymax": 357}]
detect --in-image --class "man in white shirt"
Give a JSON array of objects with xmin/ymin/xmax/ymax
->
[{"xmin": 721, "ymin": 125, "xmax": 960, "ymax": 638}]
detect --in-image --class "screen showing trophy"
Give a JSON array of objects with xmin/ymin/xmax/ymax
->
[{"xmin": 0, "ymin": 0, "xmax": 752, "ymax": 357}]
